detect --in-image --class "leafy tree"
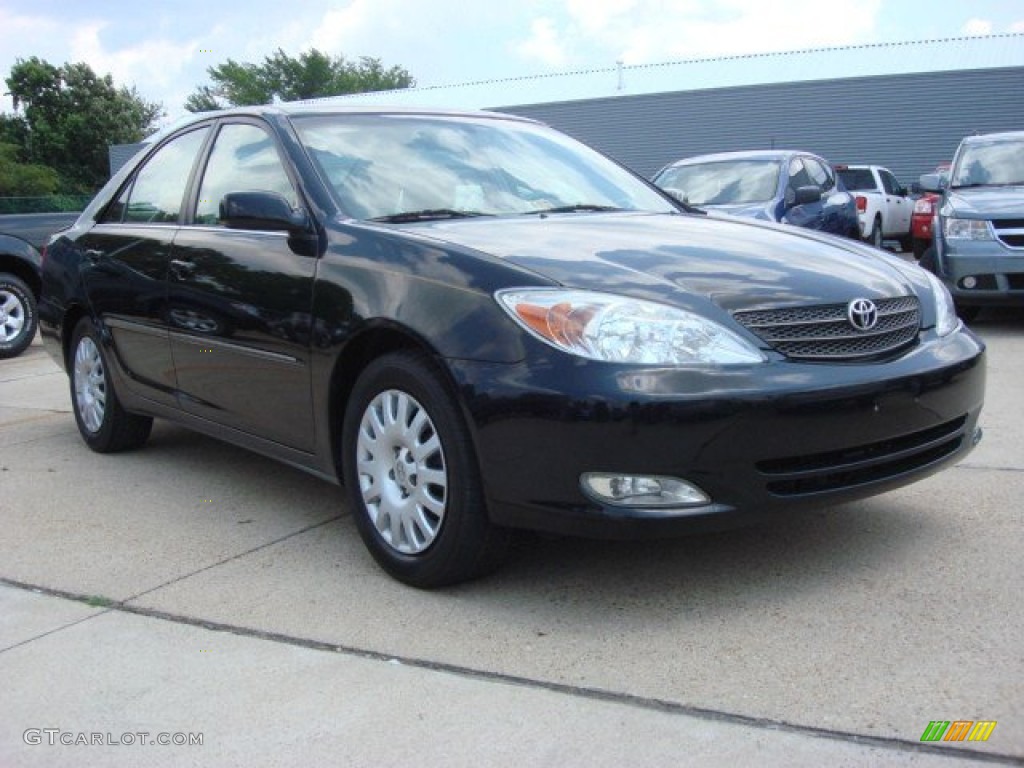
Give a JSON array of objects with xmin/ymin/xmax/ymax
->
[
  {"xmin": 0, "ymin": 142, "xmax": 59, "ymax": 196},
  {"xmin": 4, "ymin": 57, "xmax": 163, "ymax": 193},
  {"xmin": 185, "ymin": 48, "xmax": 414, "ymax": 112}
]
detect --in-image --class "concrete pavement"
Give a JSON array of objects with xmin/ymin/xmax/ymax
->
[{"xmin": 2, "ymin": 313, "xmax": 1022, "ymax": 767}]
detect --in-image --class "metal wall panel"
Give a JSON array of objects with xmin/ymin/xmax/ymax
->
[{"xmin": 498, "ymin": 67, "xmax": 1024, "ymax": 185}]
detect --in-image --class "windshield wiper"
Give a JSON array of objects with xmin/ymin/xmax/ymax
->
[
  {"xmin": 369, "ymin": 209, "xmax": 492, "ymax": 223},
  {"xmin": 526, "ymin": 204, "xmax": 625, "ymax": 215}
]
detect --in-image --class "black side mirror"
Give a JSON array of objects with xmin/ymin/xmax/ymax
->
[
  {"xmin": 790, "ymin": 185, "xmax": 822, "ymax": 207},
  {"xmin": 220, "ymin": 191, "xmax": 309, "ymax": 233}
]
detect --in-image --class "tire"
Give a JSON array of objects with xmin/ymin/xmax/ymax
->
[
  {"xmin": 69, "ymin": 317, "xmax": 153, "ymax": 452},
  {"xmin": 918, "ymin": 246, "xmax": 937, "ymax": 274},
  {"xmin": 0, "ymin": 273, "xmax": 38, "ymax": 359},
  {"xmin": 912, "ymin": 238, "xmax": 929, "ymax": 261},
  {"xmin": 896, "ymin": 234, "xmax": 913, "ymax": 254},
  {"xmin": 867, "ymin": 216, "xmax": 884, "ymax": 249},
  {"xmin": 955, "ymin": 304, "xmax": 980, "ymax": 323},
  {"xmin": 342, "ymin": 351, "xmax": 510, "ymax": 588}
]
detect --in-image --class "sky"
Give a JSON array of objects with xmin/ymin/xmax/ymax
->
[{"xmin": 1, "ymin": 0, "xmax": 1022, "ymax": 125}]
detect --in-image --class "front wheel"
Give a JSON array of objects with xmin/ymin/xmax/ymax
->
[
  {"xmin": 69, "ymin": 318, "xmax": 153, "ymax": 452},
  {"xmin": 0, "ymin": 273, "xmax": 37, "ymax": 359},
  {"xmin": 342, "ymin": 351, "xmax": 510, "ymax": 588}
]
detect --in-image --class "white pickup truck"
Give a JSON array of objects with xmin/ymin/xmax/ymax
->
[{"xmin": 835, "ymin": 165, "xmax": 913, "ymax": 251}]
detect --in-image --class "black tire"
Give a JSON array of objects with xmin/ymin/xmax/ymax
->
[
  {"xmin": 0, "ymin": 273, "xmax": 38, "ymax": 359},
  {"xmin": 69, "ymin": 317, "xmax": 152, "ymax": 453},
  {"xmin": 912, "ymin": 238, "xmax": 929, "ymax": 261},
  {"xmin": 896, "ymin": 234, "xmax": 914, "ymax": 254},
  {"xmin": 918, "ymin": 246, "xmax": 937, "ymax": 273},
  {"xmin": 955, "ymin": 304, "xmax": 980, "ymax": 323},
  {"xmin": 342, "ymin": 350, "xmax": 510, "ymax": 588},
  {"xmin": 868, "ymin": 216, "xmax": 883, "ymax": 249}
]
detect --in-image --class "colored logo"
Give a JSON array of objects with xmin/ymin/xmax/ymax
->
[
  {"xmin": 847, "ymin": 298, "xmax": 878, "ymax": 331},
  {"xmin": 920, "ymin": 720, "xmax": 997, "ymax": 742}
]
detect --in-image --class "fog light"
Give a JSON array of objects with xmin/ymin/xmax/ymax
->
[
  {"xmin": 962, "ymin": 276, "xmax": 978, "ymax": 289},
  {"xmin": 581, "ymin": 473, "xmax": 710, "ymax": 508}
]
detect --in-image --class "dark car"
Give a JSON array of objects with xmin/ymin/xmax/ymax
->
[
  {"xmin": 0, "ymin": 212, "xmax": 79, "ymax": 358},
  {"xmin": 652, "ymin": 150, "xmax": 860, "ymax": 239},
  {"xmin": 39, "ymin": 106, "xmax": 985, "ymax": 587}
]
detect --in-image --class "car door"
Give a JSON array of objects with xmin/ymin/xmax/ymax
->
[
  {"xmin": 802, "ymin": 157, "xmax": 848, "ymax": 236},
  {"xmin": 78, "ymin": 125, "xmax": 211, "ymax": 407},
  {"xmin": 782, "ymin": 157, "xmax": 825, "ymax": 231},
  {"xmin": 879, "ymin": 168, "xmax": 912, "ymax": 235},
  {"xmin": 167, "ymin": 119, "xmax": 317, "ymax": 451}
]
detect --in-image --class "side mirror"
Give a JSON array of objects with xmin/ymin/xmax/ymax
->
[
  {"xmin": 790, "ymin": 185, "xmax": 822, "ymax": 207},
  {"xmin": 919, "ymin": 174, "xmax": 947, "ymax": 194},
  {"xmin": 220, "ymin": 191, "xmax": 309, "ymax": 232}
]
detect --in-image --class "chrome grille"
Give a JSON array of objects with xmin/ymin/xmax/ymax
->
[{"xmin": 733, "ymin": 296, "xmax": 920, "ymax": 361}]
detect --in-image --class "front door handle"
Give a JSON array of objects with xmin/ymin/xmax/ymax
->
[{"xmin": 169, "ymin": 259, "xmax": 196, "ymax": 279}]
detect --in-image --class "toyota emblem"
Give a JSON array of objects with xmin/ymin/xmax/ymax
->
[{"xmin": 848, "ymin": 298, "xmax": 878, "ymax": 331}]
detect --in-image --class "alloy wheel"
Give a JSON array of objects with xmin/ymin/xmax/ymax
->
[
  {"xmin": 355, "ymin": 389, "xmax": 448, "ymax": 554},
  {"xmin": 74, "ymin": 336, "xmax": 107, "ymax": 434}
]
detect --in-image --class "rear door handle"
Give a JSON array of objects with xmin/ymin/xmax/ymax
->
[{"xmin": 84, "ymin": 249, "xmax": 104, "ymax": 263}]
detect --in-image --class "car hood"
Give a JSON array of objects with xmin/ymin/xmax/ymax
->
[
  {"xmin": 944, "ymin": 185, "xmax": 1024, "ymax": 219},
  {"xmin": 409, "ymin": 211, "xmax": 917, "ymax": 313}
]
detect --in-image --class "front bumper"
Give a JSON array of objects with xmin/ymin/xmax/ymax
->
[
  {"xmin": 936, "ymin": 238, "xmax": 1024, "ymax": 306},
  {"xmin": 448, "ymin": 327, "xmax": 985, "ymax": 538}
]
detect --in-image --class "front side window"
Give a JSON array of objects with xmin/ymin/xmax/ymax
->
[
  {"xmin": 293, "ymin": 114, "xmax": 675, "ymax": 220},
  {"xmin": 108, "ymin": 127, "xmax": 209, "ymax": 224},
  {"xmin": 195, "ymin": 123, "xmax": 297, "ymax": 226},
  {"xmin": 787, "ymin": 158, "xmax": 814, "ymax": 191},
  {"xmin": 655, "ymin": 160, "xmax": 780, "ymax": 206}
]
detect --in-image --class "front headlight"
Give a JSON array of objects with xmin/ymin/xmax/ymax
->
[
  {"xmin": 496, "ymin": 289, "xmax": 765, "ymax": 365},
  {"xmin": 943, "ymin": 217, "xmax": 992, "ymax": 240},
  {"xmin": 923, "ymin": 270, "xmax": 959, "ymax": 337}
]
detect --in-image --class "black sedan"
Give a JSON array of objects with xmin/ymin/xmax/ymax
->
[
  {"xmin": 39, "ymin": 106, "xmax": 985, "ymax": 587},
  {"xmin": 652, "ymin": 149, "xmax": 861, "ymax": 239}
]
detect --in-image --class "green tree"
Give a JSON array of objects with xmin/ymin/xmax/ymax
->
[
  {"xmin": 4, "ymin": 57, "xmax": 163, "ymax": 193},
  {"xmin": 185, "ymin": 48, "xmax": 414, "ymax": 112},
  {"xmin": 0, "ymin": 142, "xmax": 59, "ymax": 196}
]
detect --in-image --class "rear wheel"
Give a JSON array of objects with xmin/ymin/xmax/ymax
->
[
  {"xmin": 0, "ymin": 273, "xmax": 37, "ymax": 359},
  {"xmin": 912, "ymin": 238, "xmax": 929, "ymax": 260},
  {"xmin": 868, "ymin": 216, "xmax": 883, "ymax": 248},
  {"xmin": 342, "ymin": 351, "xmax": 510, "ymax": 588},
  {"xmin": 70, "ymin": 318, "xmax": 152, "ymax": 452}
]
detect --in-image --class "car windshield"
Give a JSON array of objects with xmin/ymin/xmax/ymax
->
[
  {"xmin": 951, "ymin": 137, "xmax": 1024, "ymax": 188},
  {"xmin": 291, "ymin": 114, "xmax": 675, "ymax": 220},
  {"xmin": 836, "ymin": 168, "xmax": 875, "ymax": 191},
  {"xmin": 655, "ymin": 159, "xmax": 780, "ymax": 206}
]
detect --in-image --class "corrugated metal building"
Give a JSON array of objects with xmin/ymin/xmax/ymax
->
[{"xmin": 318, "ymin": 33, "xmax": 1024, "ymax": 185}]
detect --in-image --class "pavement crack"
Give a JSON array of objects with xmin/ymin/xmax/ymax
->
[
  {"xmin": 121, "ymin": 514, "xmax": 345, "ymax": 604},
  {"xmin": 0, "ymin": 575, "xmax": 1020, "ymax": 765}
]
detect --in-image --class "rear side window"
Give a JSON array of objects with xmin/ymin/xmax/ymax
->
[
  {"xmin": 103, "ymin": 127, "xmax": 209, "ymax": 224},
  {"xmin": 836, "ymin": 168, "xmax": 874, "ymax": 191},
  {"xmin": 194, "ymin": 123, "xmax": 297, "ymax": 226},
  {"xmin": 803, "ymin": 158, "xmax": 834, "ymax": 191}
]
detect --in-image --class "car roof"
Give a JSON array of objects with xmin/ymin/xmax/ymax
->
[
  {"xmin": 960, "ymin": 130, "xmax": 1024, "ymax": 144},
  {"xmin": 665, "ymin": 149, "xmax": 816, "ymax": 167}
]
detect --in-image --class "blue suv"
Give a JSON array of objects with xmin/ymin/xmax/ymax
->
[{"xmin": 920, "ymin": 130, "xmax": 1024, "ymax": 319}]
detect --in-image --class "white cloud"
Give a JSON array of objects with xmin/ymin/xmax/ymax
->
[
  {"xmin": 962, "ymin": 18, "xmax": 993, "ymax": 35},
  {"xmin": 515, "ymin": 17, "xmax": 569, "ymax": 68}
]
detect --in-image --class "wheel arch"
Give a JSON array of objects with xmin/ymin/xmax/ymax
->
[
  {"xmin": 0, "ymin": 253, "xmax": 41, "ymax": 299},
  {"xmin": 327, "ymin": 323, "xmax": 459, "ymax": 481}
]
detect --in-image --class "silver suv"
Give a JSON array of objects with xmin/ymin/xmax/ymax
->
[{"xmin": 920, "ymin": 130, "xmax": 1024, "ymax": 320}]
